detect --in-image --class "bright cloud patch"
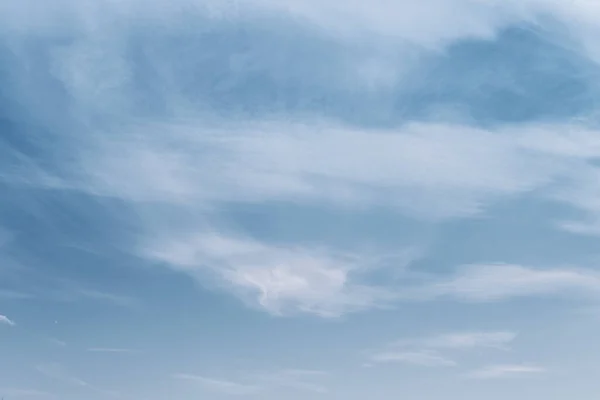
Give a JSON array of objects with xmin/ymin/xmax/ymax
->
[{"xmin": 145, "ymin": 232, "xmax": 395, "ymax": 317}]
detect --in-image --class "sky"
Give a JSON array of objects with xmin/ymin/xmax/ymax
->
[{"xmin": 3, "ymin": 0, "xmax": 600, "ymax": 399}]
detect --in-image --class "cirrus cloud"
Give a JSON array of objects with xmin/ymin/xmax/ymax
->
[{"xmin": 0, "ymin": 314, "xmax": 16, "ymax": 326}]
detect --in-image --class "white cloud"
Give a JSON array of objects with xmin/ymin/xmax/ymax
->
[
  {"xmin": 369, "ymin": 330, "xmax": 515, "ymax": 369},
  {"xmin": 77, "ymin": 121, "xmax": 562, "ymax": 219},
  {"xmin": 427, "ymin": 264, "xmax": 600, "ymax": 302},
  {"xmin": 61, "ymin": 119, "xmax": 600, "ymax": 230},
  {"xmin": 66, "ymin": 117, "xmax": 600, "ymax": 316},
  {"xmin": 237, "ymin": 0, "xmax": 600, "ymax": 60},
  {"xmin": 370, "ymin": 350, "xmax": 457, "ymax": 367},
  {"xmin": 144, "ymin": 229, "xmax": 600, "ymax": 317},
  {"xmin": 146, "ymin": 228, "xmax": 600, "ymax": 316},
  {"xmin": 4, "ymin": 0, "xmax": 600, "ymax": 61},
  {"xmin": 0, "ymin": 314, "xmax": 16, "ymax": 326},
  {"xmin": 466, "ymin": 364, "xmax": 546, "ymax": 379},
  {"xmin": 7, "ymin": 0, "xmax": 600, "ymax": 320},
  {"xmin": 395, "ymin": 331, "xmax": 517, "ymax": 350},
  {"xmin": 145, "ymin": 232, "xmax": 395, "ymax": 317},
  {"xmin": 86, "ymin": 348, "xmax": 137, "ymax": 353}
]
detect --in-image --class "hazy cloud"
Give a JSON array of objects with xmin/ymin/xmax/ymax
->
[
  {"xmin": 466, "ymin": 364, "xmax": 546, "ymax": 379},
  {"xmin": 145, "ymin": 232, "xmax": 396, "ymax": 317},
  {"xmin": 394, "ymin": 331, "xmax": 517, "ymax": 350},
  {"xmin": 0, "ymin": 314, "xmax": 16, "ymax": 326},
  {"xmin": 427, "ymin": 264, "xmax": 600, "ymax": 302},
  {"xmin": 370, "ymin": 350, "xmax": 457, "ymax": 367}
]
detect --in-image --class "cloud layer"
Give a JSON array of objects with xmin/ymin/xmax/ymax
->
[{"xmin": 3, "ymin": 0, "xmax": 600, "ymax": 321}]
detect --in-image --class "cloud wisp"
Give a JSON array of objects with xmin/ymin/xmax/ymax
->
[
  {"xmin": 0, "ymin": 314, "xmax": 16, "ymax": 326},
  {"xmin": 146, "ymin": 224, "xmax": 600, "ymax": 316},
  {"xmin": 466, "ymin": 364, "xmax": 546, "ymax": 379},
  {"xmin": 74, "ymin": 121, "xmax": 566, "ymax": 219},
  {"xmin": 86, "ymin": 348, "xmax": 138, "ymax": 354},
  {"xmin": 426, "ymin": 263, "xmax": 600, "ymax": 302},
  {"xmin": 368, "ymin": 331, "xmax": 516, "ymax": 368},
  {"xmin": 369, "ymin": 350, "xmax": 457, "ymax": 368},
  {"xmin": 393, "ymin": 331, "xmax": 517, "ymax": 351},
  {"xmin": 174, "ymin": 368, "xmax": 329, "ymax": 396},
  {"xmin": 5, "ymin": 0, "xmax": 600, "ymax": 62},
  {"xmin": 145, "ymin": 231, "xmax": 396, "ymax": 317},
  {"xmin": 4, "ymin": 0, "xmax": 600, "ymax": 321}
]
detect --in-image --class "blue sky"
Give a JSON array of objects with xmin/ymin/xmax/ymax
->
[{"xmin": 3, "ymin": 0, "xmax": 600, "ymax": 399}]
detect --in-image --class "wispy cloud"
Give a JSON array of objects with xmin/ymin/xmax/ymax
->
[
  {"xmin": 86, "ymin": 348, "xmax": 138, "ymax": 353},
  {"xmin": 5, "ymin": 0, "xmax": 600, "ymax": 325},
  {"xmin": 426, "ymin": 264, "xmax": 600, "ymax": 302},
  {"xmin": 145, "ymin": 232, "xmax": 396, "ymax": 317},
  {"xmin": 77, "ymin": 121, "xmax": 561, "ymax": 219},
  {"xmin": 13, "ymin": 119, "xmax": 600, "ymax": 316},
  {"xmin": 174, "ymin": 368, "xmax": 329, "ymax": 396},
  {"xmin": 370, "ymin": 350, "xmax": 457, "ymax": 367},
  {"xmin": 4, "ymin": 0, "xmax": 600, "ymax": 61},
  {"xmin": 0, "ymin": 314, "xmax": 16, "ymax": 326},
  {"xmin": 147, "ymin": 230, "xmax": 600, "ymax": 316},
  {"xmin": 466, "ymin": 364, "xmax": 546, "ymax": 379},
  {"xmin": 368, "ymin": 330, "xmax": 515, "ymax": 368},
  {"xmin": 394, "ymin": 331, "xmax": 517, "ymax": 351}
]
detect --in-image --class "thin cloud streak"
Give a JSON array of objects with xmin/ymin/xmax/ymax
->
[
  {"xmin": 370, "ymin": 350, "xmax": 457, "ymax": 367},
  {"xmin": 394, "ymin": 331, "xmax": 517, "ymax": 350},
  {"xmin": 466, "ymin": 364, "xmax": 546, "ymax": 379},
  {"xmin": 86, "ymin": 348, "xmax": 138, "ymax": 353},
  {"xmin": 0, "ymin": 314, "xmax": 16, "ymax": 326},
  {"xmin": 368, "ymin": 330, "xmax": 516, "ymax": 368},
  {"xmin": 147, "ymin": 227, "xmax": 600, "ymax": 316},
  {"xmin": 426, "ymin": 263, "xmax": 600, "ymax": 302},
  {"xmin": 174, "ymin": 368, "xmax": 329, "ymax": 396},
  {"xmin": 145, "ymin": 231, "xmax": 398, "ymax": 317}
]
